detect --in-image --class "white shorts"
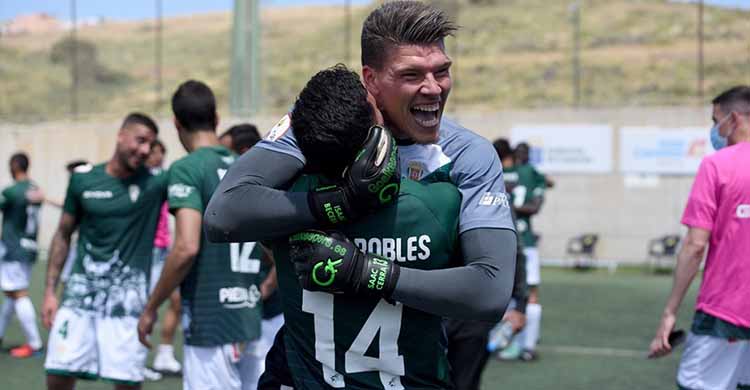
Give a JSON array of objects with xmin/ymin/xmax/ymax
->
[
  {"xmin": 0, "ymin": 261, "xmax": 32, "ymax": 291},
  {"xmin": 523, "ymin": 247, "xmax": 540, "ymax": 286},
  {"xmin": 44, "ymin": 307, "xmax": 148, "ymax": 384},
  {"xmin": 149, "ymin": 247, "xmax": 169, "ymax": 294},
  {"xmin": 184, "ymin": 342, "xmax": 258, "ymax": 390},
  {"xmin": 245, "ymin": 314, "xmax": 286, "ymax": 389},
  {"xmin": 677, "ymin": 332, "xmax": 750, "ymax": 390}
]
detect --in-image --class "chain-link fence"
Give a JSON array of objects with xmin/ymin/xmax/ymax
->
[{"xmin": 1, "ymin": 0, "xmax": 748, "ymax": 123}]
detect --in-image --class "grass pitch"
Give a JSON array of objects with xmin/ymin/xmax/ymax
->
[{"xmin": 0, "ymin": 266, "xmax": 696, "ymax": 389}]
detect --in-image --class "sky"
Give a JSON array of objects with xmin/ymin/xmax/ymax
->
[
  {"xmin": 0, "ymin": 0, "xmax": 747, "ymax": 22},
  {"xmin": 0, "ymin": 0, "xmax": 371, "ymax": 22}
]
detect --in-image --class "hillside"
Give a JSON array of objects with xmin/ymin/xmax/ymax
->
[{"xmin": 1, "ymin": 0, "xmax": 748, "ymax": 122}]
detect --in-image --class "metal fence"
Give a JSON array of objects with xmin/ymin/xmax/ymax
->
[{"xmin": 0, "ymin": 0, "xmax": 748, "ymax": 123}]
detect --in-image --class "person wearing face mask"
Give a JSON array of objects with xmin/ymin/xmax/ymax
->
[{"xmin": 648, "ymin": 85, "xmax": 750, "ymax": 390}]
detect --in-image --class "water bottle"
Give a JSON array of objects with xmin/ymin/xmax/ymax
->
[{"xmin": 487, "ymin": 320, "xmax": 514, "ymax": 352}]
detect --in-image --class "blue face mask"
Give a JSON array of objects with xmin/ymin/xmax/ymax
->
[{"xmin": 710, "ymin": 113, "xmax": 732, "ymax": 150}]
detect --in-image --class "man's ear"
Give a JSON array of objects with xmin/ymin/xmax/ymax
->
[
  {"xmin": 362, "ymin": 65, "xmax": 380, "ymax": 97},
  {"xmin": 173, "ymin": 117, "xmax": 182, "ymax": 132}
]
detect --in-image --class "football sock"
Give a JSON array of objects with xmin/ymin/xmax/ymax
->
[
  {"xmin": 157, "ymin": 344, "xmax": 175, "ymax": 358},
  {"xmin": 523, "ymin": 303, "xmax": 542, "ymax": 351},
  {"xmin": 0, "ymin": 298, "xmax": 16, "ymax": 338},
  {"xmin": 15, "ymin": 296, "xmax": 42, "ymax": 349}
]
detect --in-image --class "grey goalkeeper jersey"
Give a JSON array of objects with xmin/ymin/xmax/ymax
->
[{"xmin": 258, "ymin": 115, "xmax": 515, "ymax": 235}]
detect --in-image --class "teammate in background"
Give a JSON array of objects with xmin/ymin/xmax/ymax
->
[
  {"xmin": 205, "ymin": 0, "xmax": 515, "ymax": 327},
  {"xmin": 42, "ymin": 113, "xmax": 165, "ymax": 390},
  {"xmin": 222, "ymin": 126, "xmax": 284, "ymax": 390},
  {"xmin": 137, "ymin": 80, "xmax": 266, "ymax": 390},
  {"xmin": 219, "ymin": 123, "xmax": 262, "ymax": 155},
  {"xmin": 0, "ymin": 152, "xmax": 44, "ymax": 358},
  {"xmin": 514, "ymin": 142, "xmax": 555, "ymax": 189},
  {"xmin": 143, "ymin": 140, "xmax": 183, "ymax": 376},
  {"xmin": 495, "ymin": 141, "xmax": 545, "ymax": 361},
  {"xmin": 263, "ymin": 64, "xmax": 465, "ymax": 388},
  {"xmin": 442, "ymin": 139, "xmax": 529, "ymax": 390},
  {"xmin": 649, "ymin": 86, "xmax": 750, "ymax": 390}
]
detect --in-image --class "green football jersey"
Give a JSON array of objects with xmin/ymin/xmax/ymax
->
[
  {"xmin": 168, "ymin": 145, "xmax": 263, "ymax": 346},
  {"xmin": 506, "ymin": 163, "xmax": 545, "ymax": 247},
  {"xmin": 274, "ymin": 176, "xmax": 461, "ymax": 390},
  {"xmin": 0, "ymin": 180, "xmax": 41, "ymax": 263},
  {"xmin": 61, "ymin": 163, "xmax": 167, "ymax": 318}
]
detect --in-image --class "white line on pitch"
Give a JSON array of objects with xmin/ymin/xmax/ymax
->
[{"xmin": 540, "ymin": 345, "xmax": 646, "ymax": 358}]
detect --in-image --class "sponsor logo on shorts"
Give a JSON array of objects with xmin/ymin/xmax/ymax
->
[
  {"xmin": 479, "ymin": 192, "xmax": 509, "ymax": 208},
  {"xmin": 168, "ymin": 183, "xmax": 194, "ymax": 199},
  {"xmin": 219, "ymin": 285, "xmax": 261, "ymax": 309},
  {"xmin": 737, "ymin": 204, "xmax": 750, "ymax": 219},
  {"xmin": 82, "ymin": 190, "xmax": 113, "ymax": 199}
]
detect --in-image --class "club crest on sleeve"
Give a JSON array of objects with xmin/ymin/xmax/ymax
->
[{"xmin": 265, "ymin": 113, "xmax": 291, "ymax": 142}]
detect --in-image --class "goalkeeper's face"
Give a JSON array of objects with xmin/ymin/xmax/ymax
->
[{"xmin": 364, "ymin": 42, "xmax": 452, "ymax": 144}]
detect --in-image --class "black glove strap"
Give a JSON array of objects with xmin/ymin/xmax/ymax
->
[
  {"xmin": 308, "ymin": 187, "xmax": 353, "ymax": 225},
  {"xmin": 356, "ymin": 255, "xmax": 401, "ymax": 300}
]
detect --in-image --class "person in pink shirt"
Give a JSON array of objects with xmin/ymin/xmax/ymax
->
[
  {"xmin": 649, "ymin": 86, "xmax": 750, "ymax": 390},
  {"xmin": 146, "ymin": 140, "xmax": 183, "ymax": 376}
]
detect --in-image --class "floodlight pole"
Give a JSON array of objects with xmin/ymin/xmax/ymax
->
[
  {"xmin": 345, "ymin": 0, "xmax": 352, "ymax": 64},
  {"xmin": 71, "ymin": 0, "xmax": 78, "ymax": 119},
  {"xmin": 570, "ymin": 1, "xmax": 581, "ymax": 108},
  {"xmin": 155, "ymin": 0, "xmax": 163, "ymax": 112},
  {"xmin": 230, "ymin": 0, "xmax": 261, "ymax": 116},
  {"xmin": 697, "ymin": 0, "xmax": 704, "ymax": 103}
]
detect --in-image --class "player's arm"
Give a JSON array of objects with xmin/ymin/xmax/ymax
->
[
  {"xmin": 393, "ymin": 135, "xmax": 518, "ymax": 321},
  {"xmin": 260, "ymin": 264, "xmax": 278, "ymax": 300},
  {"xmin": 42, "ymin": 212, "xmax": 78, "ymax": 329},
  {"xmin": 393, "ymin": 228, "xmax": 517, "ymax": 321},
  {"xmin": 514, "ymin": 195, "xmax": 543, "ymax": 216},
  {"xmin": 649, "ymin": 227, "xmax": 709, "ymax": 358},
  {"xmin": 138, "ymin": 207, "xmax": 201, "ymax": 348},
  {"xmin": 204, "ymin": 147, "xmax": 314, "ymax": 243},
  {"xmin": 205, "ymin": 126, "xmax": 398, "ymax": 243}
]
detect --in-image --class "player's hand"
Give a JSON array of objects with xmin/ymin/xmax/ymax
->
[
  {"xmin": 648, "ymin": 312, "xmax": 676, "ymax": 358},
  {"xmin": 41, "ymin": 292, "xmax": 59, "ymax": 329},
  {"xmin": 289, "ymin": 230, "xmax": 400, "ymax": 298},
  {"xmin": 503, "ymin": 309, "xmax": 526, "ymax": 333},
  {"xmin": 308, "ymin": 125, "xmax": 400, "ymax": 225},
  {"xmin": 137, "ymin": 308, "xmax": 158, "ymax": 349}
]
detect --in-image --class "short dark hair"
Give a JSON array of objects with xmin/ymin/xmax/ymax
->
[
  {"xmin": 172, "ymin": 80, "xmax": 217, "ymax": 132},
  {"xmin": 291, "ymin": 64, "xmax": 373, "ymax": 176},
  {"xmin": 361, "ymin": 1, "xmax": 457, "ymax": 69},
  {"xmin": 151, "ymin": 139, "xmax": 166, "ymax": 154},
  {"xmin": 122, "ymin": 112, "xmax": 159, "ymax": 135},
  {"xmin": 493, "ymin": 138, "xmax": 513, "ymax": 160},
  {"xmin": 65, "ymin": 159, "xmax": 88, "ymax": 173},
  {"xmin": 225, "ymin": 123, "xmax": 261, "ymax": 154},
  {"xmin": 712, "ymin": 85, "xmax": 750, "ymax": 114},
  {"xmin": 9, "ymin": 152, "xmax": 29, "ymax": 173}
]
